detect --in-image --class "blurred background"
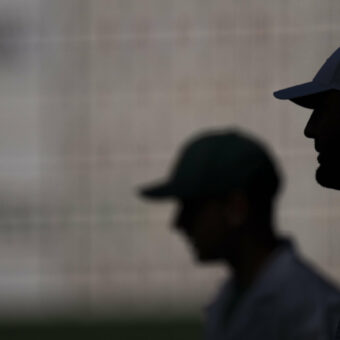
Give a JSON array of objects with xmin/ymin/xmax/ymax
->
[{"xmin": 0, "ymin": 0, "xmax": 339, "ymax": 338}]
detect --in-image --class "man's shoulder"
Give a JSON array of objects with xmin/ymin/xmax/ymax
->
[
  {"xmin": 279, "ymin": 256, "xmax": 340, "ymax": 339},
  {"xmin": 277, "ymin": 251, "xmax": 340, "ymax": 315},
  {"xmin": 289, "ymin": 254, "xmax": 339, "ymax": 295}
]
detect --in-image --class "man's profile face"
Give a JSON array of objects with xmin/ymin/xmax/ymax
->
[
  {"xmin": 173, "ymin": 196, "xmax": 245, "ymax": 262},
  {"xmin": 304, "ymin": 90, "xmax": 340, "ymax": 189}
]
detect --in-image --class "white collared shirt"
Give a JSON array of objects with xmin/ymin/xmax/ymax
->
[{"xmin": 205, "ymin": 241, "xmax": 340, "ymax": 340}]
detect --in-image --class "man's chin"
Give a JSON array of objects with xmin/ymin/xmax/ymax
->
[
  {"xmin": 316, "ymin": 166, "xmax": 340, "ymax": 190},
  {"xmin": 192, "ymin": 248, "xmax": 224, "ymax": 263},
  {"xmin": 194, "ymin": 252, "xmax": 218, "ymax": 263}
]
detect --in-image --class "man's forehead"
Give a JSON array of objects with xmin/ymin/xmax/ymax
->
[
  {"xmin": 328, "ymin": 89, "xmax": 340, "ymax": 103},
  {"xmin": 179, "ymin": 197, "xmax": 213, "ymax": 206},
  {"xmin": 311, "ymin": 90, "xmax": 340, "ymax": 110},
  {"xmin": 178, "ymin": 193, "xmax": 240, "ymax": 206}
]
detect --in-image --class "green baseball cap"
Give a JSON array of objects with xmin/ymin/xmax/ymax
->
[{"xmin": 139, "ymin": 129, "xmax": 281, "ymax": 200}]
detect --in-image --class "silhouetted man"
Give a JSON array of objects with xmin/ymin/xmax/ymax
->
[
  {"xmin": 274, "ymin": 47, "xmax": 340, "ymax": 190},
  {"xmin": 274, "ymin": 47, "xmax": 340, "ymax": 340},
  {"xmin": 139, "ymin": 129, "xmax": 340, "ymax": 340}
]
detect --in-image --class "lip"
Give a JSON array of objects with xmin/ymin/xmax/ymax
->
[
  {"xmin": 314, "ymin": 140, "xmax": 322, "ymax": 153},
  {"xmin": 317, "ymin": 152, "xmax": 327, "ymax": 164}
]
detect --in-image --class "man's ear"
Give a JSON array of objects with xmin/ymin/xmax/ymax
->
[{"xmin": 223, "ymin": 191, "xmax": 249, "ymax": 227}]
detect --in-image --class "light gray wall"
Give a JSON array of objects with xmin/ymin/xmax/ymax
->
[{"xmin": 0, "ymin": 0, "xmax": 339, "ymax": 318}]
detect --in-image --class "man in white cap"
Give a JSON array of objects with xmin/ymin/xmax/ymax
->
[
  {"xmin": 139, "ymin": 128, "xmax": 340, "ymax": 340},
  {"xmin": 274, "ymin": 47, "xmax": 340, "ymax": 190}
]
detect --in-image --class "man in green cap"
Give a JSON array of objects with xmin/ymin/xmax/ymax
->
[{"xmin": 139, "ymin": 128, "xmax": 340, "ymax": 340}]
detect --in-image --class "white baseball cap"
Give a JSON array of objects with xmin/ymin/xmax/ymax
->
[{"xmin": 273, "ymin": 47, "xmax": 340, "ymax": 108}]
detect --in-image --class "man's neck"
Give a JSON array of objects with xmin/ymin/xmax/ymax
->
[{"xmin": 231, "ymin": 236, "xmax": 279, "ymax": 289}]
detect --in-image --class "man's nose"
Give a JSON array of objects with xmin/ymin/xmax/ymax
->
[
  {"xmin": 173, "ymin": 206, "xmax": 192, "ymax": 234},
  {"xmin": 304, "ymin": 110, "xmax": 319, "ymax": 139},
  {"xmin": 173, "ymin": 208, "xmax": 185, "ymax": 230}
]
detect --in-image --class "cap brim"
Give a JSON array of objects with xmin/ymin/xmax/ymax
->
[
  {"xmin": 273, "ymin": 82, "xmax": 330, "ymax": 109},
  {"xmin": 139, "ymin": 182, "xmax": 176, "ymax": 200}
]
